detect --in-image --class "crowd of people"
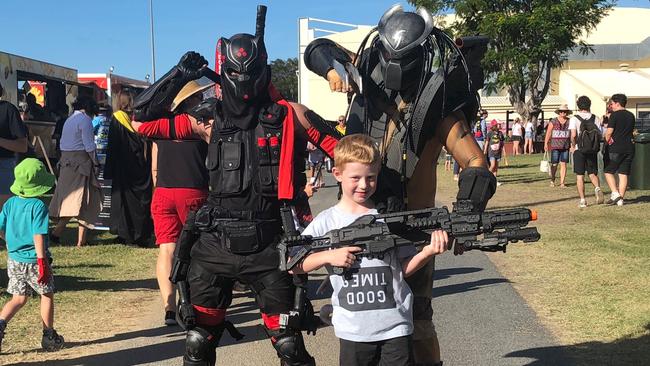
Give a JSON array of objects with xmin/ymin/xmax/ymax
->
[
  {"xmin": 0, "ymin": 4, "xmax": 641, "ymax": 366},
  {"xmin": 468, "ymin": 93, "xmax": 637, "ymax": 208}
]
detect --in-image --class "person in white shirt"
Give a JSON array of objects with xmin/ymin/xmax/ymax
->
[
  {"xmin": 568, "ymin": 96, "xmax": 604, "ymax": 208},
  {"xmin": 510, "ymin": 118, "xmax": 523, "ymax": 155},
  {"xmin": 523, "ymin": 120, "xmax": 535, "ymax": 154},
  {"xmin": 293, "ymin": 134, "xmax": 448, "ymax": 366},
  {"xmin": 49, "ymin": 96, "xmax": 103, "ymax": 247}
]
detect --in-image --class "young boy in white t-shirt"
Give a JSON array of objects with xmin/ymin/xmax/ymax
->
[{"xmin": 293, "ymin": 134, "xmax": 448, "ymax": 366}]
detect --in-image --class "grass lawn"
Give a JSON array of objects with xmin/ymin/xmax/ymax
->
[
  {"xmin": 436, "ymin": 153, "xmax": 650, "ymax": 365},
  {"xmin": 0, "ymin": 232, "xmax": 159, "ymax": 363}
]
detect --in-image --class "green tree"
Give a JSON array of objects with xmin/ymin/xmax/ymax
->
[
  {"xmin": 409, "ymin": 0, "xmax": 614, "ymax": 123},
  {"xmin": 270, "ymin": 57, "xmax": 298, "ymax": 102}
]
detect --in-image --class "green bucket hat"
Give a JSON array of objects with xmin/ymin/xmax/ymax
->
[{"xmin": 10, "ymin": 158, "xmax": 55, "ymax": 198}]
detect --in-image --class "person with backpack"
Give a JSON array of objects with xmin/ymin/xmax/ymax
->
[
  {"xmin": 544, "ymin": 105, "xmax": 572, "ymax": 187},
  {"xmin": 603, "ymin": 94, "xmax": 636, "ymax": 206},
  {"xmin": 483, "ymin": 119, "xmax": 505, "ymax": 186},
  {"xmin": 474, "ymin": 110, "xmax": 488, "ymax": 149},
  {"xmin": 569, "ymin": 96, "xmax": 605, "ymax": 208}
]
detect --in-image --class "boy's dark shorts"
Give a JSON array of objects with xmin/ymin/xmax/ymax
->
[
  {"xmin": 339, "ymin": 335, "xmax": 413, "ymax": 366},
  {"xmin": 573, "ymin": 150, "xmax": 598, "ymax": 175},
  {"xmin": 605, "ymin": 151, "xmax": 634, "ymax": 175}
]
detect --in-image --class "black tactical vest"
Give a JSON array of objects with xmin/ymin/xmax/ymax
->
[{"xmin": 206, "ymin": 101, "xmax": 307, "ymax": 219}]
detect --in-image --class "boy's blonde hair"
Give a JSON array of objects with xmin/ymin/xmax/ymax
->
[{"xmin": 333, "ymin": 134, "xmax": 380, "ymax": 169}]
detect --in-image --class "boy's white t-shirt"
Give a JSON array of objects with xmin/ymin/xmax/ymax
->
[{"xmin": 301, "ymin": 205, "xmax": 417, "ymax": 342}]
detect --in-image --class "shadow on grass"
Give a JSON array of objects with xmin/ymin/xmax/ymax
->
[
  {"xmin": 497, "ymin": 171, "xmax": 550, "ymax": 184},
  {"xmin": 489, "ymin": 195, "xmax": 578, "ymax": 210},
  {"xmin": 501, "ymin": 163, "xmax": 536, "ymax": 169},
  {"xmin": 9, "ymin": 324, "xmax": 270, "ymax": 366},
  {"xmin": 55, "ymin": 263, "xmax": 113, "ymax": 269},
  {"xmin": 504, "ymin": 324, "xmax": 650, "ymax": 366},
  {"xmin": 55, "ymin": 275, "xmax": 158, "ymax": 292},
  {"xmin": 626, "ymin": 195, "xmax": 650, "ymax": 205},
  {"xmin": 11, "ymin": 323, "xmax": 286, "ymax": 365}
]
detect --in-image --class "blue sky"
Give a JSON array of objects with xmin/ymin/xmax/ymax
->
[{"xmin": 1, "ymin": 0, "xmax": 648, "ymax": 81}]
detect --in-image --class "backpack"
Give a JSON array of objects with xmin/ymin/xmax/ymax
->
[{"xmin": 576, "ymin": 115, "xmax": 601, "ymax": 154}]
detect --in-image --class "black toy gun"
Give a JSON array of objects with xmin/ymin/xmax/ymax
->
[{"xmin": 278, "ymin": 200, "xmax": 540, "ymax": 276}]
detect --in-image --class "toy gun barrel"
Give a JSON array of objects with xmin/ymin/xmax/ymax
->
[
  {"xmin": 483, "ymin": 227, "xmax": 541, "ymax": 243},
  {"xmin": 482, "ymin": 208, "xmax": 537, "ymax": 231},
  {"xmin": 461, "ymin": 227, "xmax": 540, "ymax": 252}
]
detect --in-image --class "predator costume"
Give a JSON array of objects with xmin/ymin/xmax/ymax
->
[
  {"xmin": 304, "ymin": 5, "xmax": 497, "ymax": 365},
  {"xmin": 134, "ymin": 6, "xmax": 339, "ymax": 366}
]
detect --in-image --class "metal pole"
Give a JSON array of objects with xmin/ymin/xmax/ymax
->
[
  {"xmin": 149, "ymin": 0, "xmax": 157, "ymax": 82},
  {"xmin": 107, "ymin": 66, "xmax": 114, "ymax": 107}
]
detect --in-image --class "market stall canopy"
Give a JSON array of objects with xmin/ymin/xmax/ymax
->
[{"xmin": 78, "ymin": 73, "xmax": 150, "ymax": 90}]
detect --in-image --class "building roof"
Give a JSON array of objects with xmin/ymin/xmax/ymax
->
[
  {"xmin": 561, "ymin": 68, "xmax": 650, "ymax": 98},
  {"xmin": 481, "ymin": 94, "xmax": 565, "ymax": 108}
]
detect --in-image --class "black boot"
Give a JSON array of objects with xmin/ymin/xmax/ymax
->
[
  {"xmin": 42, "ymin": 328, "xmax": 65, "ymax": 351},
  {"xmin": 0, "ymin": 319, "xmax": 6, "ymax": 353}
]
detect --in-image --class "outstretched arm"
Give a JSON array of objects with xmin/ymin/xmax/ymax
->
[
  {"xmin": 401, "ymin": 230, "xmax": 448, "ymax": 277},
  {"xmin": 290, "ymin": 102, "xmax": 341, "ymax": 158},
  {"xmin": 291, "ymin": 247, "xmax": 362, "ymax": 274},
  {"xmin": 441, "ymin": 111, "xmax": 496, "ymax": 215},
  {"xmin": 133, "ymin": 51, "xmax": 209, "ymax": 121},
  {"xmin": 440, "ymin": 111, "xmax": 488, "ymax": 169},
  {"xmin": 132, "ymin": 114, "xmax": 203, "ymax": 141}
]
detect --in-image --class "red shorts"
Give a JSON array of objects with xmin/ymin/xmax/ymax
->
[{"xmin": 151, "ymin": 187, "xmax": 207, "ymax": 245}]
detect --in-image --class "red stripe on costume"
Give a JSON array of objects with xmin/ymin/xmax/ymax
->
[
  {"xmin": 193, "ymin": 305, "xmax": 226, "ymax": 326},
  {"xmin": 135, "ymin": 114, "xmax": 194, "ymax": 140},
  {"xmin": 136, "ymin": 117, "xmax": 172, "ymax": 138},
  {"xmin": 261, "ymin": 313, "xmax": 281, "ymax": 330},
  {"xmin": 318, "ymin": 135, "xmax": 338, "ymax": 158},
  {"xmin": 174, "ymin": 114, "xmax": 194, "ymax": 139},
  {"xmin": 277, "ymin": 100, "xmax": 295, "ymax": 200},
  {"xmin": 305, "ymin": 127, "xmax": 338, "ymax": 159}
]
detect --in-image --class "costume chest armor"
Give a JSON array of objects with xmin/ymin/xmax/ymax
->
[{"xmin": 206, "ymin": 102, "xmax": 302, "ymax": 204}]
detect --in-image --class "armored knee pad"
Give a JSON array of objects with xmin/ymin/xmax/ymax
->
[
  {"xmin": 271, "ymin": 330, "xmax": 315, "ymax": 366},
  {"xmin": 183, "ymin": 326, "xmax": 223, "ymax": 366}
]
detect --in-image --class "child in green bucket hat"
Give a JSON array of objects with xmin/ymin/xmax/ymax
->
[{"xmin": 0, "ymin": 158, "xmax": 64, "ymax": 352}]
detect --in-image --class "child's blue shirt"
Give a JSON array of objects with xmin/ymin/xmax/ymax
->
[{"xmin": 0, "ymin": 196, "xmax": 50, "ymax": 263}]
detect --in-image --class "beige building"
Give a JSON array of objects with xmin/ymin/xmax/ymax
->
[{"xmin": 298, "ymin": 7, "xmax": 650, "ymax": 123}]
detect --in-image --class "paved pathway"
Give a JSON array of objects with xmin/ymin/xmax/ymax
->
[{"xmin": 12, "ymin": 175, "xmax": 570, "ymax": 366}]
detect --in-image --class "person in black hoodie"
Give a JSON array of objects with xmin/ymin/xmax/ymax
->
[{"xmin": 103, "ymin": 89, "xmax": 154, "ymax": 246}]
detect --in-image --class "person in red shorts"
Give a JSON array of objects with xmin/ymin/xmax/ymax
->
[{"xmin": 134, "ymin": 78, "xmax": 212, "ymax": 326}]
